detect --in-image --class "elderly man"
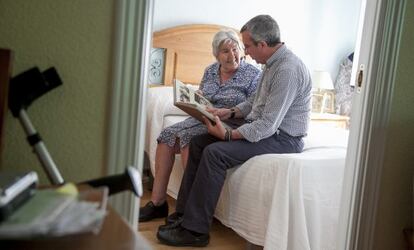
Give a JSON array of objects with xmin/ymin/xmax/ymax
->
[{"xmin": 157, "ymin": 15, "xmax": 312, "ymax": 247}]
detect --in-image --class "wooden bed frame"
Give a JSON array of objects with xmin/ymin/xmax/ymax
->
[{"xmin": 152, "ymin": 24, "xmax": 237, "ymax": 86}]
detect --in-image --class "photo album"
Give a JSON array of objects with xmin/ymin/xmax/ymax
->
[{"xmin": 173, "ymin": 79, "xmax": 231, "ymax": 129}]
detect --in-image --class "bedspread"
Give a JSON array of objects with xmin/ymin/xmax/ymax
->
[{"xmin": 215, "ymin": 148, "xmax": 346, "ymax": 250}]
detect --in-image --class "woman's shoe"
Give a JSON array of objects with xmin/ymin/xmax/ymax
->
[{"xmin": 139, "ymin": 201, "xmax": 169, "ymax": 222}]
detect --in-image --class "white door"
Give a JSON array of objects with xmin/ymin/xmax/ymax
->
[{"xmin": 338, "ymin": 0, "xmax": 407, "ymax": 249}]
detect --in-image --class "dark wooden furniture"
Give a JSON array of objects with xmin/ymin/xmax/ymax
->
[
  {"xmin": 404, "ymin": 228, "xmax": 414, "ymax": 250},
  {"xmin": 0, "ymin": 49, "xmax": 12, "ymax": 165},
  {"xmin": 0, "ymin": 185, "xmax": 150, "ymax": 250},
  {"xmin": 0, "ymin": 205, "xmax": 150, "ymax": 250}
]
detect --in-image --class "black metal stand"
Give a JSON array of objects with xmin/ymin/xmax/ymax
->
[
  {"xmin": 18, "ymin": 109, "xmax": 64, "ymax": 185},
  {"xmin": 10, "ymin": 66, "xmax": 142, "ymax": 196}
]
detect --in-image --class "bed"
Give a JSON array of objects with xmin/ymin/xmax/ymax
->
[{"xmin": 145, "ymin": 24, "xmax": 349, "ymax": 250}]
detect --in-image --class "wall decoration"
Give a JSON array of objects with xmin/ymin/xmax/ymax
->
[{"xmin": 149, "ymin": 48, "xmax": 165, "ymax": 85}]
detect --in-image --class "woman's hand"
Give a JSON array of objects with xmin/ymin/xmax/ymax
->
[{"xmin": 206, "ymin": 107, "xmax": 232, "ymax": 120}]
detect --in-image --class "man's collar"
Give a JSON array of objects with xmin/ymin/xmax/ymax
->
[{"xmin": 265, "ymin": 43, "xmax": 286, "ymax": 67}]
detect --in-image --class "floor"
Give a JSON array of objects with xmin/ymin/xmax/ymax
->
[{"xmin": 138, "ymin": 181, "xmax": 251, "ymax": 250}]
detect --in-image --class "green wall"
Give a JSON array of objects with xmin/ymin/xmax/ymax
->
[
  {"xmin": 373, "ymin": 1, "xmax": 414, "ymax": 249},
  {"xmin": 0, "ymin": 0, "xmax": 115, "ymax": 184}
]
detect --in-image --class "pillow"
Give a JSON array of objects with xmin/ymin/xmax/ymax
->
[
  {"xmin": 147, "ymin": 86, "xmax": 186, "ymax": 116},
  {"xmin": 334, "ymin": 55, "xmax": 354, "ymax": 116}
]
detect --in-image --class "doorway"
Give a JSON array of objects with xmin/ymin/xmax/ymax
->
[{"xmin": 109, "ymin": 0, "xmax": 408, "ymax": 249}]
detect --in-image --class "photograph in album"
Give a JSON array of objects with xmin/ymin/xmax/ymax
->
[{"xmin": 173, "ymin": 79, "xmax": 231, "ymax": 128}]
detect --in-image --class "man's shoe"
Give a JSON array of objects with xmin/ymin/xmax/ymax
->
[
  {"xmin": 158, "ymin": 217, "xmax": 183, "ymax": 231},
  {"xmin": 165, "ymin": 211, "xmax": 183, "ymax": 224},
  {"xmin": 139, "ymin": 201, "xmax": 168, "ymax": 222},
  {"xmin": 157, "ymin": 225, "xmax": 209, "ymax": 247}
]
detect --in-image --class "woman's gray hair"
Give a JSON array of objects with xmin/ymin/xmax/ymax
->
[
  {"xmin": 212, "ymin": 29, "xmax": 243, "ymax": 57},
  {"xmin": 240, "ymin": 15, "xmax": 281, "ymax": 47}
]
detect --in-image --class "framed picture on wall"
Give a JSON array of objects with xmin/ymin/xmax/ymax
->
[{"xmin": 148, "ymin": 48, "xmax": 165, "ymax": 85}]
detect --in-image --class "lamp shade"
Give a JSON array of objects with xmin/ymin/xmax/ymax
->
[{"xmin": 312, "ymin": 70, "xmax": 334, "ymax": 90}]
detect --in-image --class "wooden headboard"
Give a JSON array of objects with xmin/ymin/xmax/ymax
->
[{"xmin": 152, "ymin": 24, "xmax": 237, "ymax": 86}]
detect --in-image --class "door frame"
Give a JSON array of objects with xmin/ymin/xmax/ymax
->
[
  {"xmin": 338, "ymin": 0, "xmax": 406, "ymax": 249},
  {"xmin": 106, "ymin": 0, "xmax": 154, "ymax": 227}
]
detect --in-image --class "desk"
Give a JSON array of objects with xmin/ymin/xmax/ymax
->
[
  {"xmin": 0, "ymin": 184, "xmax": 151, "ymax": 250},
  {"xmin": 311, "ymin": 112, "xmax": 350, "ymax": 129},
  {"xmin": 0, "ymin": 205, "xmax": 150, "ymax": 250}
]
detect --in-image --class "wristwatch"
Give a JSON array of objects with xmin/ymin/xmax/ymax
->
[{"xmin": 230, "ymin": 108, "xmax": 236, "ymax": 119}]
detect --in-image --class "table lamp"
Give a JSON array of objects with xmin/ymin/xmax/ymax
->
[{"xmin": 311, "ymin": 70, "xmax": 334, "ymax": 113}]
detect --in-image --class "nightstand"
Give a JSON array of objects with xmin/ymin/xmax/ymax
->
[{"xmin": 311, "ymin": 113, "xmax": 350, "ymax": 129}]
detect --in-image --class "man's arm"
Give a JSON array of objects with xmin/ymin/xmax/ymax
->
[
  {"xmin": 203, "ymin": 116, "xmax": 244, "ymax": 140},
  {"xmin": 237, "ymin": 69, "xmax": 300, "ymax": 142},
  {"xmin": 235, "ymin": 92, "xmax": 255, "ymax": 117}
]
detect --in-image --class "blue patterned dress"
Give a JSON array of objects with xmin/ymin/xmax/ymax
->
[{"xmin": 157, "ymin": 60, "xmax": 261, "ymax": 148}]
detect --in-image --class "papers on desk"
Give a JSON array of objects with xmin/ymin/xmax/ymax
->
[{"xmin": 0, "ymin": 183, "xmax": 108, "ymax": 239}]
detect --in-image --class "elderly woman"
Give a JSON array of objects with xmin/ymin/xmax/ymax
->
[{"xmin": 139, "ymin": 29, "xmax": 261, "ymax": 222}]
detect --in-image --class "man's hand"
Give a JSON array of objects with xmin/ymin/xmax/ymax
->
[
  {"xmin": 206, "ymin": 107, "xmax": 232, "ymax": 120},
  {"xmin": 202, "ymin": 115, "xmax": 226, "ymax": 140}
]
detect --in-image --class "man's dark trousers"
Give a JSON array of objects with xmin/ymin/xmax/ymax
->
[{"xmin": 175, "ymin": 130, "xmax": 304, "ymax": 234}]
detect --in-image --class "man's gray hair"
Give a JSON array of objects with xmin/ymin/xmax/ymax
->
[
  {"xmin": 212, "ymin": 29, "xmax": 243, "ymax": 57},
  {"xmin": 240, "ymin": 15, "xmax": 281, "ymax": 47}
]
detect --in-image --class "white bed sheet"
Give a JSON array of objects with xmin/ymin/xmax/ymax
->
[
  {"xmin": 215, "ymin": 148, "xmax": 346, "ymax": 250},
  {"xmin": 145, "ymin": 86, "xmax": 349, "ymax": 249}
]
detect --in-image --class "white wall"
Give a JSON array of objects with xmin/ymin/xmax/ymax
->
[{"xmin": 153, "ymin": 0, "xmax": 361, "ymax": 81}]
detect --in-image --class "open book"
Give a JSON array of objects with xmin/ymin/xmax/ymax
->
[{"xmin": 173, "ymin": 79, "xmax": 231, "ymax": 129}]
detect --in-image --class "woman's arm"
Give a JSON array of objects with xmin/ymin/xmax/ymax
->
[{"xmin": 206, "ymin": 107, "xmax": 242, "ymax": 120}]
